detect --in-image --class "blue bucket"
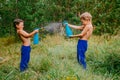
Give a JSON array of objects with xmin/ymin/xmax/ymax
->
[
  {"xmin": 33, "ymin": 28, "xmax": 39, "ymax": 44},
  {"xmin": 63, "ymin": 21, "xmax": 73, "ymax": 37}
]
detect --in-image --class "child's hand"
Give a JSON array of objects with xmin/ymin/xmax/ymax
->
[
  {"xmin": 69, "ymin": 35, "xmax": 74, "ymax": 38},
  {"xmin": 34, "ymin": 29, "xmax": 39, "ymax": 33},
  {"xmin": 63, "ymin": 21, "xmax": 68, "ymax": 26},
  {"xmin": 64, "ymin": 22, "xmax": 68, "ymax": 25}
]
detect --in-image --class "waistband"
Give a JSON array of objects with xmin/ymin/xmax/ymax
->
[
  {"xmin": 78, "ymin": 39, "xmax": 88, "ymax": 42},
  {"xmin": 22, "ymin": 45, "xmax": 31, "ymax": 48}
]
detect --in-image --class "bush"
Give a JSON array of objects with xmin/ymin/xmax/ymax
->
[{"xmin": 0, "ymin": 0, "xmax": 120, "ymax": 37}]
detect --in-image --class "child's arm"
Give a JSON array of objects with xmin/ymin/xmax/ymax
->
[
  {"xmin": 68, "ymin": 24, "xmax": 84, "ymax": 30},
  {"xmin": 18, "ymin": 30, "xmax": 38, "ymax": 38},
  {"xmin": 69, "ymin": 34, "xmax": 82, "ymax": 38},
  {"xmin": 70, "ymin": 25, "xmax": 89, "ymax": 38}
]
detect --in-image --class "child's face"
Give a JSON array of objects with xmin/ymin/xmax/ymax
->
[
  {"xmin": 16, "ymin": 22, "xmax": 24, "ymax": 29},
  {"xmin": 80, "ymin": 18, "xmax": 90, "ymax": 25}
]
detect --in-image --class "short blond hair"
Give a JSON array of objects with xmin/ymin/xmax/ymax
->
[{"xmin": 80, "ymin": 12, "xmax": 92, "ymax": 21}]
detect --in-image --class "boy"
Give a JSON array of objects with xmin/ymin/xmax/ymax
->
[
  {"xmin": 67, "ymin": 12, "xmax": 93, "ymax": 69},
  {"xmin": 13, "ymin": 19, "xmax": 39, "ymax": 72}
]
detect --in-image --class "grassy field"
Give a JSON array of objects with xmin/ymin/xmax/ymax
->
[{"xmin": 0, "ymin": 34, "xmax": 120, "ymax": 80}]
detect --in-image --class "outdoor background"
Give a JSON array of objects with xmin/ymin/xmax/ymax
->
[{"xmin": 0, "ymin": 0, "xmax": 120, "ymax": 80}]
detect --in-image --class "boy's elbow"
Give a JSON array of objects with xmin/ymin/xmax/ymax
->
[
  {"xmin": 25, "ymin": 34, "xmax": 31, "ymax": 38},
  {"xmin": 79, "ymin": 34, "xmax": 84, "ymax": 37},
  {"xmin": 27, "ymin": 35, "xmax": 33, "ymax": 38}
]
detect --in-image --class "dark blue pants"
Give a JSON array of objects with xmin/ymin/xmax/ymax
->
[
  {"xmin": 20, "ymin": 45, "xmax": 31, "ymax": 72},
  {"xmin": 77, "ymin": 40, "xmax": 88, "ymax": 69}
]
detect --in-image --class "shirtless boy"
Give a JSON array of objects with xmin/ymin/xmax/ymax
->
[
  {"xmin": 13, "ymin": 19, "xmax": 39, "ymax": 72},
  {"xmin": 67, "ymin": 12, "xmax": 93, "ymax": 69}
]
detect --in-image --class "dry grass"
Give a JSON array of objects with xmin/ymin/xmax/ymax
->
[{"xmin": 0, "ymin": 34, "xmax": 120, "ymax": 80}]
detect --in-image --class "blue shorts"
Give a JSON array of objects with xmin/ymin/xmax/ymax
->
[
  {"xmin": 77, "ymin": 40, "xmax": 88, "ymax": 69},
  {"xmin": 20, "ymin": 45, "xmax": 31, "ymax": 72}
]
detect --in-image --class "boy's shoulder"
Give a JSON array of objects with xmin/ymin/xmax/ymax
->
[
  {"xmin": 17, "ymin": 30, "xmax": 26, "ymax": 34},
  {"xmin": 17, "ymin": 30, "xmax": 22, "ymax": 33},
  {"xmin": 85, "ymin": 24, "xmax": 93, "ymax": 29}
]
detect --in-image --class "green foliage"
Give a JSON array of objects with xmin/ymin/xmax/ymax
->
[
  {"xmin": 0, "ymin": 0, "xmax": 120, "ymax": 37},
  {"xmin": 39, "ymin": 58, "xmax": 52, "ymax": 73},
  {"xmin": 87, "ymin": 35, "xmax": 120, "ymax": 79}
]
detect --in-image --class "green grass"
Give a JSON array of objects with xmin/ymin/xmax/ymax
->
[{"xmin": 0, "ymin": 34, "xmax": 120, "ymax": 80}]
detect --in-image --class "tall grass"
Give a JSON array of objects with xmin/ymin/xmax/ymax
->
[{"xmin": 0, "ymin": 34, "xmax": 120, "ymax": 80}]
